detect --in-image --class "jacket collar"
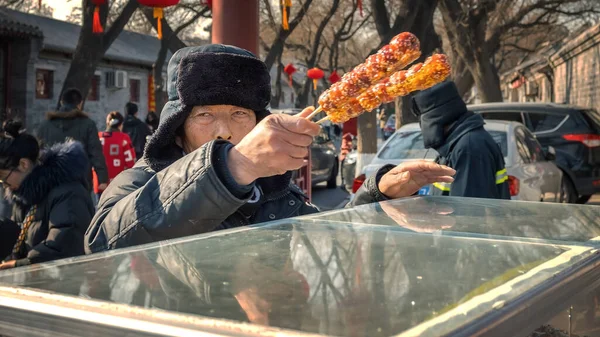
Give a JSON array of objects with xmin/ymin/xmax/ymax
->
[
  {"xmin": 11, "ymin": 141, "xmax": 89, "ymax": 207},
  {"xmin": 46, "ymin": 109, "xmax": 88, "ymax": 121}
]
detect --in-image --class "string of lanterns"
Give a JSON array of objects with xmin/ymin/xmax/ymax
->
[{"xmin": 285, "ymin": 63, "xmax": 341, "ymax": 89}]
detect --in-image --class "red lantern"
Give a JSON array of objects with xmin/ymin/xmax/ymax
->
[
  {"xmin": 284, "ymin": 63, "xmax": 297, "ymax": 87},
  {"xmin": 92, "ymin": 0, "xmax": 107, "ymax": 34},
  {"xmin": 138, "ymin": 0, "xmax": 180, "ymax": 40},
  {"xmin": 307, "ymin": 68, "xmax": 324, "ymax": 90},
  {"xmin": 282, "ymin": 0, "xmax": 292, "ymax": 30},
  {"xmin": 328, "ymin": 70, "xmax": 341, "ymax": 84}
]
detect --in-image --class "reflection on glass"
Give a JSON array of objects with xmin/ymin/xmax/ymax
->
[{"xmin": 0, "ymin": 197, "xmax": 598, "ymax": 336}]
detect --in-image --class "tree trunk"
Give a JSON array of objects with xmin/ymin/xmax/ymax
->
[
  {"xmin": 296, "ymin": 79, "xmax": 312, "ymax": 108},
  {"xmin": 271, "ymin": 57, "xmax": 284, "ymax": 108},
  {"xmin": 59, "ymin": 2, "xmax": 107, "ymax": 108},
  {"xmin": 153, "ymin": 38, "xmax": 169, "ymax": 115},
  {"xmin": 59, "ymin": 0, "xmax": 138, "ymax": 109},
  {"xmin": 398, "ymin": 0, "xmax": 440, "ymax": 127},
  {"xmin": 471, "ymin": 54, "xmax": 503, "ymax": 103},
  {"xmin": 356, "ymin": 110, "xmax": 378, "ymax": 176}
]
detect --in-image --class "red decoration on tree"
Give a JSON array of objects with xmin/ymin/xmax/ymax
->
[
  {"xmin": 92, "ymin": 0, "xmax": 107, "ymax": 34},
  {"xmin": 138, "ymin": 0, "xmax": 180, "ymax": 40},
  {"xmin": 307, "ymin": 68, "xmax": 324, "ymax": 90},
  {"xmin": 282, "ymin": 0, "xmax": 292, "ymax": 30},
  {"xmin": 328, "ymin": 70, "xmax": 341, "ymax": 84},
  {"xmin": 357, "ymin": 0, "xmax": 363, "ymax": 17},
  {"xmin": 284, "ymin": 63, "xmax": 297, "ymax": 87}
]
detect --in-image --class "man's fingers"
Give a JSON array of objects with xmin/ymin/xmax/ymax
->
[
  {"xmin": 276, "ymin": 114, "xmax": 321, "ymax": 137},
  {"xmin": 393, "ymin": 160, "xmax": 456, "ymax": 176},
  {"xmin": 429, "ymin": 176, "xmax": 454, "ymax": 183},
  {"xmin": 295, "ymin": 106, "xmax": 315, "ymax": 119},
  {"xmin": 272, "ymin": 127, "xmax": 314, "ymax": 147}
]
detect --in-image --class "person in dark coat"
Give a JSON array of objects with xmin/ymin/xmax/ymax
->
[
  {"xmin": 84, "ymin": 44, "xmax": 455, "ymax": 254},
  {"xmin": 145, "ymin": 111, "xmax": 159, "ymax": 134},
  {"xmin": 122, "ymin": 102, "xmax": 151, "ymax": 159},
  {"xmin": 36, "ymin": 88, "xmax": 109, "ymax": 192},
  {"xmin": 412, "ymin": 81, "xmax": 510, "ymax": 199},
  {"xmin": 0, "ymin": 121, "xmax": 94, "ymax": 270}
]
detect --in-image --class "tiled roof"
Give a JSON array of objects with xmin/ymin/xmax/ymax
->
[{"xmin": 0, "ymin": 7, "xmax": 170, "ymax": 66}]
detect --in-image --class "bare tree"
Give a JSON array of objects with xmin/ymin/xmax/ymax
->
[
  {"xmin": 141, "ymin": 4, "xmax": 212, "ymax": 113},
  {"xmin": 295, "ymin": 0, "xmax": 341, "ymax": 108},
  {"xmin": 0, "ymin": 0, "xmax": 53, "ymax": 17},
  {"xmin": 362, "ymin": 0, "xmax": 440, "ymax": 165},
  {"xmin": 260, "ymin": 0, "xmax": 314, "ymax": 108},
  {"xmin": 59, "ymin": 0, "xmax": 139, "ymax": 109},
  {"xmin": 438, "ymin": 0, "xmax": 600, "ymax": 103}
]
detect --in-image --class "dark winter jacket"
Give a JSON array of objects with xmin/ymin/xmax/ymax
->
[
  {"xmin": 84, "ymin": 45, "xmax": 388, "ymax": 254},
  {"xmin": 6, "ymin": 141, "xmax": 95, "ymax": 267},
  {"xmin": 36, "ymin": 108, "xmax": 109, "ymax": 189},
  {"xmin": 413, "ymin": 81, "xmax": 510, "ymax": 199},
  {"xmin": 122, "ymin": 115, "xmax": 151, "ymax": 160}
]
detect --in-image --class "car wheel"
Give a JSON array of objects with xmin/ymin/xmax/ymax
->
[
  {"xmin": 327, "ymin": 159, "xmax": 339, "ymax": 189},
  {"xmin": 559, "ymin": 176, "xmax": 577, "ymax": 204},
  {"xmin": 576, "ymin": 194, "xmax": 592, "ymax": 204}
]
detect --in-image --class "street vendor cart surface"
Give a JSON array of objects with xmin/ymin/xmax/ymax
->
[{"xmin": 0, "ymin": 197, "xmax": 599, "ymax": 337}]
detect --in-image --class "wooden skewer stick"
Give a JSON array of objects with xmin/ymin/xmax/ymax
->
[
  {"xmin": 305, "ymin": 106, "xmax": 323, "ymax": 120},
  {"xmin": 316, "ymin": 116, "xmax": 330, "ymax": 124}
]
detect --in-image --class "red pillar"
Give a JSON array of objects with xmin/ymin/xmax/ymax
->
[{"xmin": 211, "ymin": 0, "xmax": 259, "ymax": 55}]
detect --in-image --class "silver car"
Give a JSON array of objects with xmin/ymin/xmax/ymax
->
[{"xmin": 360, "ymin": 121, "xmax": 566, "ymax": 202}]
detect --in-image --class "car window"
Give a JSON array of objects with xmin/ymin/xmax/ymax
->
[
  {"xmin": 581, "ymin": 109, "xmax": 600, "ymax": 133},
  {"xmin": 522, "ymin": 129, "xmax": 545, "ymax": 162},
  {"xmin": 515, "ymin": 127, "xmax": 532, "ymax": 164},
  {"xmin": 378, "ymin": 132, "xmax": 437, "ymax": 159},
  {"xmin": 526, "ymin": 112, "xmax": 568, "ymax": 133},
  {"xmin": 479, "ymin": 111, "xmax": 524, "ymax": 124}
]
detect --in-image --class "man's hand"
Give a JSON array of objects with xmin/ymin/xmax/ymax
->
[
  {"xmin": 0, "ymin": 260, "xmax": 16, "ymax": 270},
  {"xmin": 97, "ymin": 183, "xmax": 108, "ymax": 191},
  {"xmin": 228, "ymin": 107, "xmax": 321, "ymax": 185},
  {"xmin": 378, "ymin": 161, "xmax": 455, "ymax": 199}
]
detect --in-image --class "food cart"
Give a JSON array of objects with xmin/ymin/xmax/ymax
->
[{"xmin": 0, "ymin": 197, "xmax": 599, "ymax": 337}]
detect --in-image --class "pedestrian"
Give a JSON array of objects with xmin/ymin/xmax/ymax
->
[
  {"xmin": 93, "ymin": 111, "xmax": 136, "ymax": 198},
  {"xmin": 0, "ymin": 120, "xmax": 94, "ymax": 270},
  {"xmin": 412, "ymin": 81, "xmax": 510, "ymax": 199},
  {"xmin": 84, "ymin": 44, "xmax": 455, "ymax": 253},
  {"xmin": 36, "ymin": 88, "xmax": 109, "ymax": 193},
  {"xmin": 122, "ymin": 102, "xmax": 151, "ymax": 160},
  {"xmin": 145, "ymin": 111, "xmax": 159, "ymax": 134}
]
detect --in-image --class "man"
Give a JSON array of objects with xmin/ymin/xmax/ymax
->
[
  {"xmin": 84, "ymin": 44, "xmax": 455, "ymax": 253},
  {"xmin": 36, "ymin": 88, "xmax": 109, "ymax": 192},
  {"xmin": 412, "ymin": 81, "xmax": 510, "ymax": 199},
  {"xmin": 122, "ymin": 102, "xmax": 151, "ymax": 160}
]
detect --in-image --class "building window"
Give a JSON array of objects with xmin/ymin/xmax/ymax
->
[
  {"xmin": 130, "ymin": 79, "xmax": 140, "ymax": 103},
  {"xmin": 88, "ymin": 75, "xmax": 100, "ymax": 101},
  {"xmin": 35, "ymin": 69, "xmax": 53, "ymax": 99}
]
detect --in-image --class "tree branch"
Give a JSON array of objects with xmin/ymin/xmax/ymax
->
[{"xmin": 102, "ymin": 0, "xmax": 139, "ymax": 50}]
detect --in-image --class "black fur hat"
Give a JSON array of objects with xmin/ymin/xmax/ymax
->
[{"xmin": 144, "ymin": 44, "xmax": 272, "ymax": 172}]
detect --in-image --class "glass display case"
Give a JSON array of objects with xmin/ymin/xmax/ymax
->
[{"xmin": 0, "ymin": 197, "xmax": 599, "ymax": 337}]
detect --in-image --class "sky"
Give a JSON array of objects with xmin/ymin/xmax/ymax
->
[{"xmin": 45, "ymin": 0, "xmax": 77, "ymax": 21}]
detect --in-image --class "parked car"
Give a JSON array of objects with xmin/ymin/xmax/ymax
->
[
  {"xmin": 354, "ymin": 121, "xmax": 569, "ymax": 202},
  {"xmin": 273, "ymin": 108, "xmax": 339, "ymax": 188},
  {"xmin": 383, "ymin": 114, "xmax": 396, "ymax": 140},
  {"xmin": 470, "ymin": 102, "xmax": 600, "ymax": 204}
]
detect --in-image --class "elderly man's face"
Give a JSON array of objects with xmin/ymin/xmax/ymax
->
[{"xmin": 177, "ymin": 105, "xmax": 257, "ymax": 153}]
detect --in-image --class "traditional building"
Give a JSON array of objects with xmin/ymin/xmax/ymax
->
[
  {"xmin": 499, "ymin": 23, "xmax": 600, "ymax": 113},
  {"xmin": 0, "ymin": 8, "xmax": 169, "ymax": 131}
]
